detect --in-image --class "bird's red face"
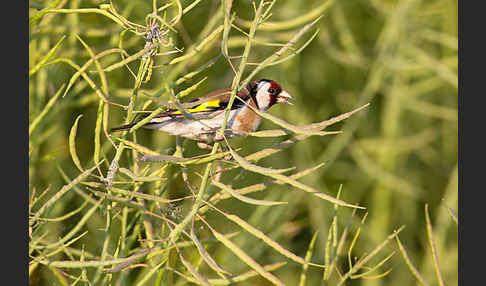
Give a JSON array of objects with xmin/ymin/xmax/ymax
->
[{"xmin": 252, "ymin": 79, "xmax": 293, "ymax": 110}]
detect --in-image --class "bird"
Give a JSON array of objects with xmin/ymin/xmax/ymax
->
[{"xmin": 110, "ymin": 79, "xmax": 293, "ymax": 146}]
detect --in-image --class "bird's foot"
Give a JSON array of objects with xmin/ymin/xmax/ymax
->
[{"xmin": 197, "ymin": 142, "xmax": 219, "ymax": 151}]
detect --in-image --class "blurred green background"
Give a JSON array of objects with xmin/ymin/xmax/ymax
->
[{"xmin": 29, "ymin": 0, "xmax": 457, "ymax": 285}]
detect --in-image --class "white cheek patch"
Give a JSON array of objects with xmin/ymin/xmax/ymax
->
[{"xmin": 255, "ymin": 81, "xmax": 272, "ymax": 110}]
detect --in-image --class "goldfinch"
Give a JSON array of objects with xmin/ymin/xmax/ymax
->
[{"xmin": 110, "ymin": 79, "xmax": 293, "ymax": 143}]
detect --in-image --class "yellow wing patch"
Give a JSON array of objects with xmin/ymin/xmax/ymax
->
[{"xmin": 171, "ymin": 99, "xmax": 221, "ymax": 115}]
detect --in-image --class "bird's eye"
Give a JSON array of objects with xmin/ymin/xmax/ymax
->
[{"xmin": 268, "ymin": 88, "xmax": 276, "ymax": 94}]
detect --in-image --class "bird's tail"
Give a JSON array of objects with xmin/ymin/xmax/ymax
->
[{"xmin": 109, "ymin": 122, "xmax": 138, "ymax": 133}]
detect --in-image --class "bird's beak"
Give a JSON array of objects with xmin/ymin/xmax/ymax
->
[{"xmin": 277, "ymin": 90, "xmax": 293, "ymax": 105}]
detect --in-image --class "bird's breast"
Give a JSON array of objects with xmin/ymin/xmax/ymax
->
[{"xmin": 232, "ymin": 106, "xmax": 262, "ymax": 133}]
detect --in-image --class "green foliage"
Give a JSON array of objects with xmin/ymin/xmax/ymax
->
[{"xmin": 29, "ymin": 0, "xmax": 457, "ymax": 285}]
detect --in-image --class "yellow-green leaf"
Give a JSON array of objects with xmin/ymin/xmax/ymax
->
[
  {"xmin": 69, "ymin": 115, "xmax": 84, "ymax": 172},
  {"xmin": 212, "ymin": 180, "xmax": 287, "ymax": 206}
]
